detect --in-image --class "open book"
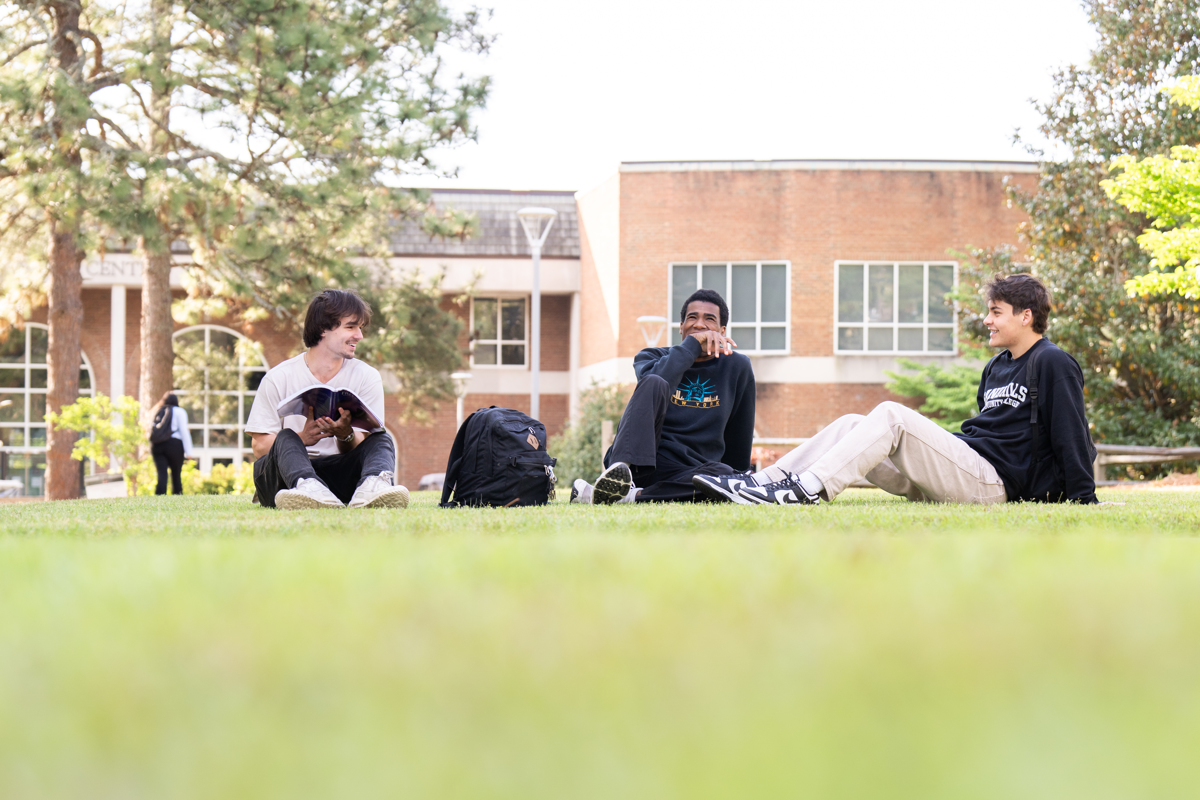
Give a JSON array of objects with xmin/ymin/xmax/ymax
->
[{"xmin": 276, "ymin": 385, "xmax": 381, "ymax": 431}]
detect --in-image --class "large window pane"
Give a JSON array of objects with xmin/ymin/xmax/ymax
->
[
  {"xmin": 29, "ymin": 427, "xmax": 46, "ymax": 447},
  {"xmin": 473, "ymin": 299, "xmax": 497, "ymax": 340},
  {"xmin": 868, "ymin": 328, "xmax": 893, "ymax": 351},
  {"xmin": 760, "ymin": 327, "xmax": 787, "ymax": 350},
  {"xmin": 78, "ymin": 367, "xmax": 90, "ymax": 391},
  {"xmin": 209, "ymin": 428, "xmax": 238, "ymax": 448},
  {"xmin": 29, "ymin": 369, "xmax": 46, "ymax": 389},
  {"xmin": 838, "ymin": 327, "xmax": 864, "ymax": 350},
  {"xmin": 928, "ymin": 328, "xmax": 954, "ymax": 351},
  {"xmin": 730, "ymin": 264, "xmax": 756, "ymax": 323},
  {"xmin": 898, "ymin": 328, "xmax": 924, "ymax": 351},
  {"xmin": 702, "ymin": 264, "xmax": 726, "ymax": 293},
  {"xmin": 928, "ymin": 265, "xmax": 954, "ymax": 323},
  {"xmin": 868, "ymin": 264, "xmax": 894, "ymax": 322},
  {"xmin": 500, "ymin": 300, "xmax": 525, "ymax": 341},
  {"xmin": 29, "ymin": 393, "xmax": 45, "ymax": 422},
  {"xmin": 838, "ymin": 264, "xmax": 864, "ymax": 323},
  {"xmin": 898, "ymin": 264, "xmax": 924, "ymax": 323},
  {"xmin": 473, "ymin": 344, "xmax": 497, "ymax": 365},
  {"xmin": 0, "ymin": 331, "xmax": 23, "ymax": 363},
  {"xmin": 30, "ymin": 327, "xmax": 47, "ymax": 363},
  {"xmin": 671, "ymin": 265, "xmax": 697, "ymax": 321},
  {"xmin": 761, "ymin": 265, "xmax": 787, "ymax": 322},
  {"xmin": 501, "ymin": 344, "xmax": 525, "ymax": 365},
  {"xmin": 0, "ymin": 395, "xmax": 21, "ymax": 422},
  {"xmin": 730, "ymin": 326, "xmax": 756, "ymax": 351},
  {"xmin": 2, "ymin": 428, "xmax": 24, "ymax": 447}
]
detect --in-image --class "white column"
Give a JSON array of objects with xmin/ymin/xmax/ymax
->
[
  {"xmin": 110, "ymin": 286, "xmax": 125, "ymax": 400},
  {"xmin": 569, "ymin": 290, "xmax": 580, "ymax": 421},
  {"xmin": 530, "ymin": 243, "xmax": 541, "ymax": 420}
]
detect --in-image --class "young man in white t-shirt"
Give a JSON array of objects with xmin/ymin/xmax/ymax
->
[{"xmin": 245, "ymin": 289, "xmax": 410, "ymax": 509}]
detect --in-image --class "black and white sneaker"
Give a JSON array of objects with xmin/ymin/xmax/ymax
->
[
  {"xmin": 736, "ymin": 473, "xmax": 820, "ymax": 505},
  {"xmin": 692, "ymin": 472, "xmax": 756, "ymax": 504},
  {"xmin": 593, "ymin": 462, "xmax": 633, "ymax": 505}
]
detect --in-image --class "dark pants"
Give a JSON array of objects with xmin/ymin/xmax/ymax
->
[
  {"xmin": 253, "ymin": 429, "xmax": 396, "ymax": 508},
  {"xmin": 152, "ymin": 438, "xmax": 185, "ymax": 495},
  {"xmin": 605, "ymin": 374, "xmax": 739, "ymax": 503}
]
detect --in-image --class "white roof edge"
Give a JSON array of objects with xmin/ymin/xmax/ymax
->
[{"xmin": 619, "ymin": 160, "xmax": 1040, "ymax": 174}]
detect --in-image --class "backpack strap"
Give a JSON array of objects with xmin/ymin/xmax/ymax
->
[
  {"xmin": 439, "ymin": 410, "xmax": 478, "ymax": 508},
  {"xmin": 1025, "ymin": 343, "xmax": 1042, "ymax": 454}
]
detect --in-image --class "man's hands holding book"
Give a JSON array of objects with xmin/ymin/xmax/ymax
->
[{"xmin": 301, "ymin": 406, "xmax": 354, "ymax": 447}]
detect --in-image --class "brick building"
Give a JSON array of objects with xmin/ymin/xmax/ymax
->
[{"xmin": 1, "ymin": 160, "xmax": 1036, "ymax": 495}]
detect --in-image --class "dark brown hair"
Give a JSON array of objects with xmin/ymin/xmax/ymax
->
[
  {"xmin": 984, "ymin": 273, "xmax": 1051, "ymax": 334},
  {"xmin": 303, "ymin": 289, "xmax": 372, "ymax": 348},
  {"xmin": 679, "ymin": 288, "xmax": 729, "ymax": 327}
]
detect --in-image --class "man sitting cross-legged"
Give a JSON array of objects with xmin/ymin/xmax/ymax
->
[
  {"xmin": 571, "ymin": 288, "xmax": 756, "ymax": 504},
  {"xmin": 245, "ymin": 289, "xmax": 410, "ymax": 510},
  {"xmin": 693, "ymin": 274, "xmax": 1098, "ymax": 506}
]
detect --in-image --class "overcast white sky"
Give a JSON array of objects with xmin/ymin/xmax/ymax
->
[{"xmin": 410, "ymin": 0, "xmax": 1097, "ymax": 193}]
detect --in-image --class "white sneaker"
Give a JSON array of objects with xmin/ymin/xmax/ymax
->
[
  {"xmin": 348, "ymin": 472, "xmax": 410, "ymax": 509},
  {"xmin": 570, "ymin": 478, "xmax": 594, "ymax": 504},
  {"xmin": 275, "ymin": 477, "xmax": 345, "ymax": 510}
]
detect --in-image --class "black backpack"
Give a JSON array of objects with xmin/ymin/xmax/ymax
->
[
  {"xmin": 439, "ymin": 407, "xmax": 557, "ymax": 507},
  {"xmin": 149, "ymin": 405, "xmax": 173, "ymax": 444}
]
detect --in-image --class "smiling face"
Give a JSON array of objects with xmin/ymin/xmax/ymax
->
[
  {"xmin": 680, "ymin": 300, "xmax": 725, "ymax": 340},
  {"xmin": 317, "ymin": 315, "xmax": 365, "ymax": 360},
  {"xmin": 983, "ymin": 299, "xmax": 1034, "ymax": 351}
]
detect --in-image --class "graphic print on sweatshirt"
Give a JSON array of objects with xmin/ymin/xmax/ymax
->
[
  {"xmin": 671, "ymin": 376, "xmax": 720, "ymax": 409},
  {"xmin": 981, "ymin": 381, "xmax": 1029, "ymax": 411}
]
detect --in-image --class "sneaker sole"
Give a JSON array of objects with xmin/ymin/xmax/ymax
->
[
  {"xmin": 275, "ymin": 491, "xmax": 344, "ymax": 510},
  {"xmin": 593, "ymin": 464, "xmax": 632, "ymax": 505},
  {"xmin": 692, "ymin": 475, "xmax": 752, "ymax": 505},
  {"xmin": 350, "ymin": 486, "xmax": 410, "ymax": 509}
]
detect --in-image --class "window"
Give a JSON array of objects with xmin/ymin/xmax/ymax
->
[
  {"xmin": 471, "ymin": 298, "xmax": 527, "ymax": 367},
  {"xmin": 0, "ymin": 323, "xmax": 95, "ymax": 496},
  {"xmin": 172, "ymin": 326, "xmax": 268, "ymax": 463},
  {"xmin": 835, "ymin": 262, "xmax": 956, "ymax": 354},
  {"xmin": 668, "ymin": 262, "xmax": 789, "ymax": 352}
]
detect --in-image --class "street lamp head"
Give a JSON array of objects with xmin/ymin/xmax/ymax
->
[
  {"xmin": 637, "ymin": 315, "xmax": 669, "ymax": 347},
  {"xmin": 517, "ymin": 207, "xmax": 558, "ymax": 249},
  {"xmin": 450, "ymin": 371, "xmax": 473, "ymax": 399}
]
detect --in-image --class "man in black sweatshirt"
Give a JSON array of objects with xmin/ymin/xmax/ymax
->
[
  {"xmin": 693, "ymin": 274, "xmax": 1098, "ymax": 506},
  {"xmin": 570, "ymin": 288, "xmax": 757, "ymax": 504}
]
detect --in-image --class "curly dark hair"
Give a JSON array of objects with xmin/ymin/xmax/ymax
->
[
  {"xmin": 984, "ymin": 274, "xmax": 1051, "ymax": 334},
  {"xmin": 679, "ymin": 288, "xmax": 729, "ymax": 327},
  {"xmin": 303, "ymin": 289, "xmax": 372, "ymax": 348}
]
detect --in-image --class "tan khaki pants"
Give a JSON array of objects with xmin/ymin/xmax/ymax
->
[{"xmin": 773, "ymin": 401, "xmax": 1007, "ymax": 504}]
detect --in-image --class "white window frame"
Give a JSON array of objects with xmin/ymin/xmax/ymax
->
[
  {"xmin": 172, "ymin": 325, "xmax": 269, "ymax": 471},
  {"xmin": 0, "ymin": 322, "xmax": 96, "ymax": 496},
  {"xmin": 833, "ymin": 260, "xmax": 958, "ymax": 356},
  {"xmin": 469, "ymin": 296, "xmax": 529, "ymax": 369},
  {"xmin": 666, "ymin": 261, "xmax": 791, "ymax": 354}
]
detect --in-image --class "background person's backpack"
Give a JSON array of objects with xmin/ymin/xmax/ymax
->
[
  {"xmin": 439, "ymin": 406, "xmax": 557, "ymax": 507},
  {"xmin": 149, "ymin": 405, "xmax": 174, "ymax": 444}
]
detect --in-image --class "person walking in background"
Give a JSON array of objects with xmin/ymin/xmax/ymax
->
[{"xmin": 149, "ymin": 392, "xmax": 194, "ymax": 495}]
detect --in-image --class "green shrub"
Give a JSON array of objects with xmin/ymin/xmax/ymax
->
[
  {"xmin": 134, "ymin": 459, "xmax": 255, "ymax": 496},
  {"xmin": 885, "ymin": 358, "xmax": 986, "ymax": 433},
  {"xmin": 548, "ymin": 384, "xmax": 627, "ymax": 488}
]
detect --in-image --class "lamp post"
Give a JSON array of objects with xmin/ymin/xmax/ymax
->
[
  {"xmin": 450, "ymin": 371, "xmax": 473, "ymax": 429},
  {"xmin": 517, "ymin": 207, "xmax": 557, "ymax": 421},
  {"xmin": 636, "ymin": 315, "xmax": 670, "ymax": 347}
]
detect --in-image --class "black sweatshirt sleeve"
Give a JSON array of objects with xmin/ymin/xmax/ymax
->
[
  {"xmin": 1046, "ymin": 371, "xmax": 1099, "ymax": 504},
  {"xmin": 633, "ymin": 337, "xmax": 703, "ymax": 390},
  {"xmin": 721, "ymin": 366, "xmax": 756, "ymax": 471}
]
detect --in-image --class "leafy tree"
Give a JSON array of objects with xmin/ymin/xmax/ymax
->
[
  {"xmin": 1014, "ymin": 0, "xmax": 1200, "ymax": 453},
  {"xmin": 81, "ymin": 0, "xmax": 491, "ymax": 423},
  {"xmin": 0, "ymin": 1, "xmax": 126, "ymax": 499},
  {"xmin": 548, "ymin": 384, "xmax": 627, "ymax": 489},
  {"xmin": 885, "ymin": 360, "xmax": 986, "ymax": 432},
  {"xmin": 44, "ymin": 394, "xmax": 145, "ymax": 495},
  {"xmin": 1103, "ymin": 76, "xmax": 1200, "ymax": 298}
]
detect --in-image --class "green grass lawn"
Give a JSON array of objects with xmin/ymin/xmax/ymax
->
[{"xmin": 2, "ymin": 489, "xmax": 1199, "ymax": 799}]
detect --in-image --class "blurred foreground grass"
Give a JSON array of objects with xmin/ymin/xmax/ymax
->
[{"xmin": 1, "ymin": 490, "xmax": 1198, "ymax": 799}]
